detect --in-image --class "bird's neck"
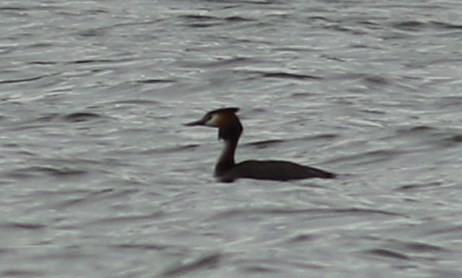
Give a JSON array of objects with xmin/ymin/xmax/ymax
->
[{"xmin": 214, "ymin": 137, "xmax": 239, "ymax": 177}]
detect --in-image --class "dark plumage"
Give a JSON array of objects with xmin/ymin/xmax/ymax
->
[{"xmin": 184, "ymin": 107, "xmax": 335, "ymax": 182}]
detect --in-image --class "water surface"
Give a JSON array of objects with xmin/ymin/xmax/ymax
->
[{"xmin": 1, "ymin": 0, "xmax": 462, "ymax": 277}]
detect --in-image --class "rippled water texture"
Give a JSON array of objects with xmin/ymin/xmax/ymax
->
[{"xmin": 1, "ymin": 0, "xmax": 462, "ymax": 277}]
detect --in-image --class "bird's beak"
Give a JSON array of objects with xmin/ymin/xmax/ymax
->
[{"xmin": 183, "ymin": 118, "xmax": 206, "ymax": 126}]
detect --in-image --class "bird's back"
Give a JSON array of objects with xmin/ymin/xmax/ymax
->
[{"xmin": 217, "ymin": 160, "xmax": 335, "ymax": 182}]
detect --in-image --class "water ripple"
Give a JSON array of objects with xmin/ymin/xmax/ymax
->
[
  {"xmin": 161, "ymin": 252, "xmax": 222, "ymax": 277},
  {"xmin": 61, "ymin": 112, "xmax": 103, "ymax": 123},
  {"xmin": 209, "ymin": 207, "xmax": 404, "ymax": 221},
  {"xmin": 365, "ymin": 248, "xmax": 410, "ymax": 260}
]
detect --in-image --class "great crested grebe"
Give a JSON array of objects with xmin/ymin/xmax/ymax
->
[{"xmin": 184, "ymin": 107, "xmax": 336, "ymax": 182}]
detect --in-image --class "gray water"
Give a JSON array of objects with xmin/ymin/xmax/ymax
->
[{"xmin": 1, "ymin": 0, "xmax": 462, "ymax": 277}]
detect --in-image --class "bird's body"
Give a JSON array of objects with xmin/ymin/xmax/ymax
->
[
  {"xmin": 185, "ymin": 107, "xmax": 335, "ymax": 182},
  {"xmin": 218, "ymin": 160, "xmax": 335, "ymax": 182}
]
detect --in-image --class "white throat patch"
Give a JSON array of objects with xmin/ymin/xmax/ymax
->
[{"xmin": 205, "ymin": 113, "xmax": 221, "ymax": 127}]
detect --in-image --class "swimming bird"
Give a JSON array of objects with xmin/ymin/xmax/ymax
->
[{"xmin": 184, "ymin": 107, "xmax": 335, "ymax": 182}]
